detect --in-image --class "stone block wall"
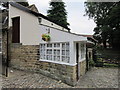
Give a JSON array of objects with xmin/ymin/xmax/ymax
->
[
  {"xmin": 10, "ymin": 44, "xmax": 77, "ymax": 86},
  {"xmin": 80, "ymin": 60, "xmax": 86, "ymax": 77},
  {"xmin": 2, "ymin": 30, "xmax": 7, "ymax": 59},
  {"xmin": 2, "ymin": 28, "xmax": 12, "ymax": 63}
]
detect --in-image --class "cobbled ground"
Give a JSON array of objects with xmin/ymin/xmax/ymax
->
[{"xmin": 1, "ymin": 67, "xmax": 119, "ymax": 88}]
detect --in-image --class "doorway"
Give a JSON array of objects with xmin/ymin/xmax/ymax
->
[
  {"xmin": 76, "ymin": 43, "xmax": 80, "ymax": 80},
  {"xmin": 12, "ymin": 17, "xmax": 20, "ymax": 43}
]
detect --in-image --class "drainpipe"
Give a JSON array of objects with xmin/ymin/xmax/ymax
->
[{"xmin": 6, "ymin": 28, "xmax": 9, "ymax": 77}]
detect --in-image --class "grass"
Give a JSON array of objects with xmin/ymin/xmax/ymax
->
[{"xmin": 103, "ymin": 63, "xmax": 119, "ymax": 67}]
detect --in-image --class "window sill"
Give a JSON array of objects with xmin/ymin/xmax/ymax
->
[
  {"xmin": 79, "ymin": 58, "xmax": 86, "ymax": 62},
  {"xmin": 39, "ymin": 59, "xmax": 76, "ymax": 66}
]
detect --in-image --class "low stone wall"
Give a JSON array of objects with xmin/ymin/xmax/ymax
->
[
  {"xmin": 80, "ymin": 60, "xmax": 86, "ymax": 77},
  {"xmin": 10, "ymin": 44, "xmax": 77, "ymax": 86}
]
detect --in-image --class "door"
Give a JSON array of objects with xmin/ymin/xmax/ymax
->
[
  {"xmin": 12, "ymin": 17, "xmax": 20, "ymax": 43},
  {"xmin": 86, "ymin": 47, "xmax": 89, "ymax": 71},
  {"xmin": 76, "ymin": 43, "xmax": 80, "ymax": 80}
]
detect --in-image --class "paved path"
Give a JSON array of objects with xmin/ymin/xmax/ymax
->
[
  {"xmin": 77, "ymin": 67, "xmax": 119, "ymax": 88},
  {"xmin": 1, "ymin": 67, "xmax": 119, "ymax": 88}
]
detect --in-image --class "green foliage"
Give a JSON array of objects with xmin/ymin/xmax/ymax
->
[
  {"xmin": 103, "ymin": 63, "xmax": 118, "ymax": 67},
  {"xmin": 84, "ymin": 2, "xmax": 120, "ymax": 49},
  {"xmin": 47, "ymin": 0, "xmax": 69, "ymax": 28},
  {"xmin": 89, "ymin": 59, "xmax": 95, "ymax": 67},
  {"xmin": 42, "ymin": 34, "xmax": 50, "ymax": 41}
]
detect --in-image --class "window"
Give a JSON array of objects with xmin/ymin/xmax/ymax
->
[
  {"xmin": 80, "ymin": 43, "xmax": 85, "ymax": 59},
  {"xmin": 40, "ymin": 42, "xmax": 70, "ymax": 63},
  {"xmin": 0, "ymin": 37, "xmax": 2, "ymax": 53},
  {"xmin": 61, "ymin": 43, "xmax": 70, "ymax": 63}
]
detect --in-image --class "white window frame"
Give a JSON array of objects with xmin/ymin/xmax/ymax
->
[
  {"xmin": 80, "ymin": 43, "xmax": 86, "ymax": 60},
  {"xmin": 40, "ymin": 42, "xmax": 70, "ymax": 64},
  {"xmin": 0, "ymin": 37, "xmax": 2, "ymax": 53}
]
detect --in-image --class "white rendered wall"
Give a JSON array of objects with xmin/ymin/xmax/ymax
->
[
  {"xmin": 39, "ymin": 25, "xmax": 87, "ymax": 43},
  {"xmin": 41, "ymin": 18, "xmax": 68, "ymax": 31},
  {"xmin": 9, "ymin": 4, "xmax": 40, "ymax": 45}
]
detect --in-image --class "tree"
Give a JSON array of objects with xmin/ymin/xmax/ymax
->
[
  {"xmin": 84, "ymin": 2, "xmax": 119, "ymax": 48},
  {"xmin": 107, "ymin": 2, "xmax": 120, "ymax": 48},
  {"xmin": 47, "ymin": 0, "xmax": 69, "ymax": 29}
]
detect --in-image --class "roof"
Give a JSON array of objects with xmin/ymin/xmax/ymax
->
[
  {"xmin": 9, "ymin": 2, "xmax": 70, "ymax": 30},
  {"xmin": 78, "ymin": 34, "xmax": 97, "ymax": 42},
  {"xmin": 78, "ymin": 34, "xmax": 93, "ymax": 38},
  {"xmin": 27, "ymin": 4, "xmax": 39, "ymax": 13}
]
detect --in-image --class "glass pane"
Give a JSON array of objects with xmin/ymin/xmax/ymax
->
[
  {"xmin": 62, "ymin": 50, "xmax": 65, "ymax": 55},
  {"xmin": 66, "ymin": 50, "xmax": 69, "ymax": 56},
  {"xmin": 46, "ymin": 49, "xmax": 52, "ymax": 54},
  {"xmin": 43, "ymin": 55, "xmax": 46, "ymax": 59},
  {"xmin": 40, "ymin": 55, "xmax": 43, "ymax": 59},
  {"xmin": 43, "ymin": 44, "xmax": 45, "ymax": 48},
  {"xmin": 46, "ymin": 55, "xmax": 49, "ymax": 60},
  {"xmin": 40, "ymin": 55, "xmax": 46, "ymax": 60},
  {"xmin": 46, "ymin": 49, "xmax": 49, "ymax": 54},
  {"xmin": 47, "ymin": 44, "xmax": 52, "ymax": 47},
  {"xmin": 43, "ymin": 49, "xmax": 45, "ymax": 54},
  {"xmin": 54, "ymin": 43, "xmax": 56, "ymax": 47},
  {"xmin": 66, "ymin": 43, "xmax": 69, "ymax": 50},
  {"xmin": 54, "ymin": 50, "xmax": 56, "ymax": 55},
  {"xmin": 66, "ymin": 57, "xmax": 70, "ymax": 63},
  {"xmin": 54, "ymin": 56, "xmax": 56, "ymax": 61},
  {"xmin": 57, "ymin": 56, "xmax": 60, "ymax": 61},
  {"xmin": 62, "ymin": 43, "xmax": 65, "ymax": 49},
  {"xmin": 57, "ymin": 43, "xmax": 60, "ymax": 47},
  {"xmin": 49, "ymin": 55, "xmax": 52, "ymax": 60},
  {"xmin": 57, "ymin": 50, "xmax": 60, "ymax": 55},
  {"xmin": 62, "ymin": 56, "xmax": 65, "ymax": 61},
  {"xmin": 54, "ymin": 43, "xmax": 60, "ymax": 47}
]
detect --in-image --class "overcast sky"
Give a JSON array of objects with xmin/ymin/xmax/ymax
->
[{"xmin": 28, "ymin": 0, "xmax": 96, "ymax": 35}]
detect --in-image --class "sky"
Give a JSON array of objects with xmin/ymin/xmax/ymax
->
[{"xmin": 28, "ymin": 0, "xmax": 96, "ymax": 35}]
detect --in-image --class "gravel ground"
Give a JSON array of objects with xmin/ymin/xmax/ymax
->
[{"xmin": 1, "ymin": 67, "xmax": 119, "ymax": 88}]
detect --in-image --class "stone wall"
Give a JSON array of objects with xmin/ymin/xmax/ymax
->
[
  {"xmin": 80, "ymin": 60, "xmax": 86, "ymax": 77},
  {"xmin": 10, "ymin": 44, "xmax": 77, "ymax": 86},
  {"xmin": 2, "ymin": 28, "xmax": 12, "ymax": 62},
  {"xmin": 2, "ymin": 29, "xmax": 7, "ymax": 59}
]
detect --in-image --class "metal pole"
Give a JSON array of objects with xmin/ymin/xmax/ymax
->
[{"xmin": 6, "ymin": 29, "xmax": 8, "ymax": 77}]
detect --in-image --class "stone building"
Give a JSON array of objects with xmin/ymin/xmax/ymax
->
[
  {"xmin": 0, "ymin": 8, "xmax": 8, "ymax": 76},
  {"xmin": 7, "ymin": 2, "xmax": 92, "ymax": 86}
]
